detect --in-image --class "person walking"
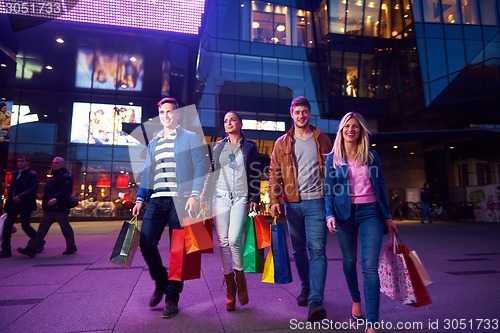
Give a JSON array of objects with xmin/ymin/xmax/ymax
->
[
  {"xmin": 131, "ymin": 97, "xmax": 209, "ymax": 319},
  {"xmin": 268, "ymin": 96, "xmax": 332, "ymax": 322},
  {"xmin": 324, "ymin": 112, "xmax": 397, "ymax": 333},
  {"xmin": 391, "ymin": 189, "xmax": 403, "ymax": 220},
  {"xmin": 420, "ymin": 182, "xmax": 432, "ymax": 224},
  {"xmin": 201, "ymin": 111, "xmax": 260, "ymax": 311},
  {"xmin": 0, "ymin": 155, "xmax": 39, "ymax": 258},
  {"xmin": 17, "ymin": 157, "xmax": 77, "ymax": 258}
]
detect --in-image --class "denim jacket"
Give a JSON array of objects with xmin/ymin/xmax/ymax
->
[
  {"xmin": 324, "ymin": 150, "xmax": 392, "ymax": 222},
  {"xmin": 201, "ymin": 136, "xmax": 261, "ymax": 204},
  {"xmin": 136, "ymin": 126, "xmax": 209, "ymax": 202}
]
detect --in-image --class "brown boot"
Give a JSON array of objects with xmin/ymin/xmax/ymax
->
[
  {"xmin": 224, "ymin": 272, "xmax": 237, "ymax": 311},
  {"xmin": 235, "ymin": 269, "xmax": 249, "ymax": 305}
]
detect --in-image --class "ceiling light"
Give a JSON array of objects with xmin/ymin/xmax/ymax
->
[
  {"xmin": 371, "ymin": 143, "xmax": 376, "ymax": 147},
  {"xmin": 129, "ymin": 56, "xmax": 137, "ymax": 62},
  {"xmin": 120, "ymin": 84, "xmax": 128, "ymax": 89},
  {"xmin": 410, "ymin": 152, "xmax": 415, "ymax": 155},
  {"xmin": 276, "ymin": 24, "xmax": 285, "ymax": 32},
  {"xmin": 45, "ymin": 65, "xmax": 53, "ymax": 70},
  {"xmin": 56, "ymin": 38, "xmax": 64, "ymax": 43},
  {"xmin": 393, "ymin": 145, "xmax": 398, "ymax": 149},
  {"xmin": 0, "ymin": 64, "xmax": 6, "ymax": 67},
  {"xmin": 252, "ymin": 21, "xmax": 260, "ymax": 29},
  {"xmin": 449, "ymin": 146, "xmax": 455, "ymax": 149},
  {"xmin": 128, "ymin": 101, "xmax": 134, "ymax": 105}
]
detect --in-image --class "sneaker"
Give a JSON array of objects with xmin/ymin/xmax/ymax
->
[
  {"xmin": 161, "ymin": 301, "xmax": 179, "ymax": 319},
  {"xmin": 62, "ymin": 246, "xmax": 77, "ymax": 255},
  {"xmin": 296, "ymin": 287, "xmax": 309, "ymax": 307},
  {"xmin": 0, "ymin": 250, "xmax": 12, "ymax": 258},
  {"xmin": 149, "ymin": 286, "xmax": 166, "ymax": 307},
  {"xmin": 307, "ymin": 301, "xmax": 327, "ymax": 322},
  {"xmin": 17, "ymin": 247, "xmax": 36, "ymax": 258}
]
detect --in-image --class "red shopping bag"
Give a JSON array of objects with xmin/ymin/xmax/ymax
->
[
  {"xmin": 200, "ymin": 217, "xmax": 214, "ymax": 254},
  {"xmin": 183, "ymin": 216, "xmax": 214, "ymax": 254},
  {"xmin": 253, "ymin": 214, "xmax": 271, "ymax": 250},
  {"xmin": 168, "ymin": 229, "xmax": 202, "ymax": 281},
  {"xmin": 398, "ymin": 240, "xmax": 432, "ymax": 307}
]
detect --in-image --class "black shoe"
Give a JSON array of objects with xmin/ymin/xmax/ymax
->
[
  {"xmin": 62, "ymin": 246, "xmax": 77, "ymax": 255},
  {"xmin": 0, "ymin": 250, "xmax": 12, "ymax": 258},
  {"xmin": 296, "ymin": 287, "xmax": 309, "ymax": 307},
  {"xmin": 307, "ymin": 302, "xmax": 327, "ymax": 322},
  {"xmin": 161, "ymin": 301, "xmax": 179, "ymax": 319},
  {"xmin": 149, "ymin": 286, "xmax": 166, "ymax": 307},
  {"xmin": 17, "ymin": 247, "xmax": 36, "ymax": 258},
  {"xmin": 36, "ymin": 240, "xmax": 46, "ymax": 253}
]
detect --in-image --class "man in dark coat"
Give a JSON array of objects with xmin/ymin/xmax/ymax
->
[
  {"xmin": 1, "ymin": 155, "xmax": 39, "ymax": 258},
  {"xmin": 18, "ymin": 157, "xmax": 77, "ymax": 257}
]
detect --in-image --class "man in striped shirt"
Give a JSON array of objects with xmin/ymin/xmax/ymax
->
[{"xmin": 132, "ymin": 97, "xmax": 209, "ymax": 319}]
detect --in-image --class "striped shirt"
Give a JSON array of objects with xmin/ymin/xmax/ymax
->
[{"xmin": 151, "ymin": 130, "xmax": 178, "ymax": 198}]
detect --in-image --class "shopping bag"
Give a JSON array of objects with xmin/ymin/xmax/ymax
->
[
  {"xmin": 109, "ymin": 216, "xmax": 141, "ymax": 268},
  {"xmin": 409, "ymin": 250, "xmax": 432, "ymax": 286},
  {"xmin": 270, "ymin": 218, "xmax": 293, "ymax": 284},
  {"xmin": 398, "ymin": 237, "xmax": 433, "ymax": 307},
  {"xmin": 253, "ymin": 214, "xmax": 271, "ymax": 250},
  {"xmin": 262, "ymin": 246, "xmax": 275, "ymax": 283},
  {"xmin": 198, "ymin": 209, "xmax": 214, "ymax": 254},
  {"xmin": 168, "ymin": 229, "xmax": 202, "ymax": 281},
  {"xmin": 243, "ymin": 215, "xmax": 264, "ymax": 273},
  {"xmin": 378, "ymin": 235, "xmax": 416, "ymax": 304},
  {"xmin": 183, "ymin": 215, "xmax": 214, "ymax": 254}
]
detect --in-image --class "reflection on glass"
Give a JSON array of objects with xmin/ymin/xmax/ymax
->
[
  {"xmin": 422, "ymin": 0, "xmax": 442, "ymax": 23},
  {"xmin": 441, "ymin": 0, "xmax": 462, "ymax": 24},
  {"xmin": 251, "ymin": 1, "xmax": 288, "ymax": 45}
]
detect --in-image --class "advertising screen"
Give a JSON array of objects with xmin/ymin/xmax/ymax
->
[
  {"xmin": 76, "ymin": 48, "xmax": 144, "ymax": 91},
  {"xmin": 1, "ymin": 0, "xmax": 206, "ymax": 34},
  {"xmin": 70, "ymin": 102, "xmax": 142, "ymax": 146}
]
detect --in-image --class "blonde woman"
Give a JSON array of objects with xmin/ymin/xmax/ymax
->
[{"xmin": 324, "ymin": 112, "xmax": 397, "ymax": 333}]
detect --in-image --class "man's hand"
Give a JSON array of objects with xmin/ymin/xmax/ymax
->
[
  {"xmin": 132, "ymin": 202, "xmax": 142, "ymax": 216},
  {"xmin": 47, "ymin": 198, "xmax": 57, "ymax": 207},
  {"xmin": 249, "ymin": 202, "xmax": 258, "ymax": 212},
  {"xmin": 326, "ymin": 217, "xmax": 337, "ymax": 234},
  {"xmin": 270, "ymin": 203, "xmax": 281, "ymax": 218},
  {"xmin": 185, "ymin": 197, "xmax": 199, "ymax": 214}
]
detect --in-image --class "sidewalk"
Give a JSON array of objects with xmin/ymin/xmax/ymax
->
[{"xmin": 1, "ymin": 219, "xmax": 499, "ymax": 333}]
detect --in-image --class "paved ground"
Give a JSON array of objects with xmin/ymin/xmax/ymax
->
[{"xmin": 0, "ymin": 218, "xmax": 499, "ymax": 333}]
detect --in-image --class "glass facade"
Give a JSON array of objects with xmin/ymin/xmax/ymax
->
[{"xmin": 1, "ymin": 0, "xmax": 499, "ymax": 219}]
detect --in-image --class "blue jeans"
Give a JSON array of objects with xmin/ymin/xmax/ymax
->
[
  {"xmin": 284, "ymin": 198, "xmax": 328, "ymax": 305},
  {"xmin": 213, "ymin": 191, "xmax": 249, "ymax": 274},
  {"xmin": 421, "ymin": 203, "xmax": 432, "ymax": 223},
  {"xmin": 140, "ymin": 197, "xmax": 186, "ymax": 304},
  {"xmin": 336, "ymin": 202, "xmax": 384, "ymax": 324}
]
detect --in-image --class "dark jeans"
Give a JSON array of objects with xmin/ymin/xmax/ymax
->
[
  {"xmin": 139, "ymin": 197, "xmax": 187, "ymax": 304},
  {"xmin": 27, "ymin": 211, "xmax": 76, "ymax": 250},
  {"xmin": 1, "ymin": 210, "xmax": 36, "ymax": 252}
]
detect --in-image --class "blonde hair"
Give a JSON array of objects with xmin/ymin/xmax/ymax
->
[{"xmin": 331, "ymin": 112, "xmax": 372, "ymax": 167}]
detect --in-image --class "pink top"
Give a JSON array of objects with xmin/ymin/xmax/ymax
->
[{"xmin": 347, "ymin": 161, "xmax": 377, "ymax": 204}]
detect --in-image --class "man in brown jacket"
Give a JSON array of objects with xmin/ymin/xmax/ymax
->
[{"xmin": 269, "ymin": 96, "xmax": 332, "ymax": 322}]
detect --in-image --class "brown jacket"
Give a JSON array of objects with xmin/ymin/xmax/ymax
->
[{"xmin": 268, "ymin": 125, "xmax": 332, "ymax": 205}]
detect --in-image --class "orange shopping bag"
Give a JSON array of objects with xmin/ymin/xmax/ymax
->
[{"xmin": 183, "ymin": 215, "xmax": 214, "ymax": 254}]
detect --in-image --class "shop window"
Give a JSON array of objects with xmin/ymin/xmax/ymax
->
[
  {"xmin": 297, "ymin": 9, "xmax": 315, "ymax": 47},
  {"xmin": 343, "ymin": 52, "xmax": 359, "ymax": 97},
  {"xmin": 251, "ymin": 1, "xmax": 288, "ymax": 45},
  {"xmin": 422, "ymin": 0, "xmax": 442, "ymax": 23},
  {"xmin": 441, "ymin": 0, "xmax": 462, "ymax": 24},
  {"xmin": 364, "ymin": 0, "xmax": 382, "ymax": 37},
  {"xmin": 476, "ymin": 162, "xmax": 491, "ymax": 186},
  {"xmin": 461, "ymin": 0, "xmax": 480, "ymax": 24}
]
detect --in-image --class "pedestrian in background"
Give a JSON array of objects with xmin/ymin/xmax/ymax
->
[
  {"xmin": 1, "ymin": 155, "xmax": 39, "ymax": 258},
  {"xmin": 18, "ymin": 157, "xmax": 77, "ymax": 258},
  {"xmin": 420, "ymin": 182, "xmax": 432, "ymax": 224}
]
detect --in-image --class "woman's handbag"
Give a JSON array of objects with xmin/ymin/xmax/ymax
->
[
  {"xmin": 183, "ymin": 213, "xmax": 214, "ymax": 254},
  {"xmin": 109, "ymin": 216, "xmax": 141, "ymax": 268},
  {"xmin": 243, "ymin": 215, "xmax": 264, "ymax": 273},
  {"xmin": 168, "ymin": 228, "xmax": 202, "ymax": 281}
]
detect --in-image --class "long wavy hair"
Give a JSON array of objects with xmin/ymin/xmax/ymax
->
[{"xmin": 331, "ymin": 112, "xmax": 372, "ymax": 167}]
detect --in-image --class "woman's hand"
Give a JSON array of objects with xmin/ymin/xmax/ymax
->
[
  {"xmin": 326, "ymin": 217, "xmax": 337, "ymax": 233},
  {"xmin": 249, "ymin": 202, "xmax": 259, "ymax": 212},
  {"xmin": 386, "ymin": 219, "xmax": 398, "ymax": 235}
]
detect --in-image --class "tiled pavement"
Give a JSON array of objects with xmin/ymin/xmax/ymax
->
[{"xmin": 1, "ymin": 219, "xmax": 499, "ymax": 333}]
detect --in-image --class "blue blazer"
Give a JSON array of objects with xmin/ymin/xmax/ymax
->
[
  {"xmin": 136, "ymin": 126, "xmax": 209, "ymax": 202},
  {"xmin": 324, "ymin": 150, "xmax": 392, "ymax": 222}
]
